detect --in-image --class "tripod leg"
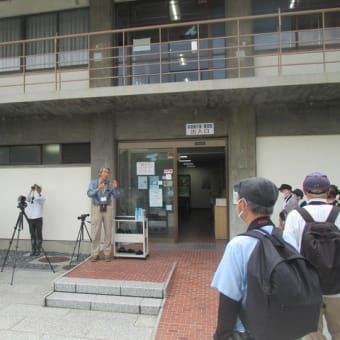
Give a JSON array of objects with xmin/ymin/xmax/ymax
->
[
  {"xmin": 84, "ymin": 222, "xmax": 92, "ymax": 242},
  {"xmin": 10, "ymin": 222, "xmax": 22, "ymax": 286},
  {"xmin": 1, "ymin": 215, "xmax": 20, "ymax": 272},
  {"xmin": 40, "ymin": 246, "xmax": 55, "ymax": 273},
  {"xmin": 69, "ymin": 226, "xmax": 82, "ymax": 265}
]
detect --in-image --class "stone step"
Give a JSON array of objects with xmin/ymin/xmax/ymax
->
[
  {"xmin": 45, "ymin": 291, "xmax": 162, "ymax": 315},
  {"xmin": 54, "ymin": 277, "xmax": 166, "ymax": 298}
]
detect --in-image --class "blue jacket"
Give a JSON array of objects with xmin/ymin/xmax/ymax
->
[{"xmin": 87, "ymin": 179, "xmax": 120, "ymax": 205}]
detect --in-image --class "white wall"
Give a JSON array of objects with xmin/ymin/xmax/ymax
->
[
  {"xmin": 0, "ymin": 166, "xmax": 91, "ymax": 241},
  {"xmin": 256, "ymin": 135, "xmax": 340, "ymax": 224}
]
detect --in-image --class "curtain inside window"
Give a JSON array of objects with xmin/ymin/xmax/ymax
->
[
  {"xmin": 59, "ymin": 8, "xmax": 89, "ymax": 67},
  {"xmin": 0, "ymin": 18, "xmax": 21, "ymax": 72},
  {"xmin": 26, "ymin": 13, "xmax": 57, "ymax": 70}
]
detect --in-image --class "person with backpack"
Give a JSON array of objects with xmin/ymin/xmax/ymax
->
[
  {"xmin": 211, "ymin": 177, "xmax": 321, "ymax": 340},
  {"xmin": 284, "ymin": 172, "xmax": 340, "ymax": 340}
]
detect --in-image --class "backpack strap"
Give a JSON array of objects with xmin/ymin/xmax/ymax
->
[
  {"xmin": 326, "ymin": 206, "xmax": 340, "ymax": 223},
  {"xmin": 297, "ymin": 206, "xmax": 340, "ymax": 224},
  {"xmin": 296, "ymin": 207, "xmax": 314, "ymax": 223},
  {"xmin": 241, "ymin": 228, "xmax": 285, "ymax": 247}
]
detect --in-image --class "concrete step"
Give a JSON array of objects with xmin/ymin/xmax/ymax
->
[
  {"xmin": 45, "ymin": 291, "xmax": 162, "ymax": 315},
  {"xmin": 53, "ymin": 277, "xmax": 166, "ymax": 298}
]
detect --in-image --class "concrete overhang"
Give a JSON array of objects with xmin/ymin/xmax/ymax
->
[{"xmin": 0, "ymin": 72, "xmax": 339, "ymax": 117}]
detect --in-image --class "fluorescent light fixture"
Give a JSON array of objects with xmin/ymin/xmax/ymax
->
[
  {"xmin": 179, "ymin": 155, "xmax": 188, "ymax": 159},
  {"xmin": 179, "ymin": 53, "xmax": 187, "ymax": 66},
  {"xmin": 289, "ymin": 0, "xmax": 296, "ymax": 9},
  {"xmin": 169, "ymin": 0, "xmax": 181, "ymax": 21},
  {"xmin": 179, "ymin": 159, "xmax": 191, "ymax": 163}
]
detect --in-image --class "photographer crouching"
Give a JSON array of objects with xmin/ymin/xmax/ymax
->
[{"xmin": 27, "ymin": 184, "xmax": 46, "ymax": 256}]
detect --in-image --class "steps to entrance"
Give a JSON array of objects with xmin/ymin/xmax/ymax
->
[{"xmin": 45, "ymin": 274, "xmax": 172, "ymax": 315}]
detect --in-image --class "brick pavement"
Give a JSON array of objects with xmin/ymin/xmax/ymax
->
[{"xmin": 65, "ymin": 242, "xmax": 225, "ymax": 340}]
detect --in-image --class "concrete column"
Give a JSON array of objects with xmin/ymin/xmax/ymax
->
[
  {"xmin": 227, "ymin": 105, "xmax": 256, "ymax": 239},
  {"xmin": 90, "ymin": 113, "xmax": 115, "ymax": 179},
  {"xmin": 224, "ymin": 0, "xmax": 254, "ymax": 78},
  {"xmin": 89, "ymin": 0, "xmax": 115, "ymax": 87}
]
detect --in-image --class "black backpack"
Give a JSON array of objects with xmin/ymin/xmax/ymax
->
[
  {"xmin": 241, "ymin": 228, "xmax": 322, "ymax": 340},
  {"xmin": 297, "ymin": 206, "xmax": 340, "ymax": 295}
]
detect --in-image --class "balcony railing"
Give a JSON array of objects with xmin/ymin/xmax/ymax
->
[{"xmin": 0, "ymin": 7, "xmax": 339, "ymax": 95}]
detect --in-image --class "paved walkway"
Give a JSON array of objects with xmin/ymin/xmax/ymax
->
[{"xmin": 66, "ymin": 242, "xmax": 225, "ymax": 340}]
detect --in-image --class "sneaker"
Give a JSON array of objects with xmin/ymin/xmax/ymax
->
[
  {"xmin": 104, "ymin": 256, "xmax": 111, "ymax": 262},
  {"xmin": 91, "ymin": 255, "xmax": 99, "ymax": 262}
]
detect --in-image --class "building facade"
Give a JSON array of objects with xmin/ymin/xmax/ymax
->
[{"xmin": 0, "ymin": 0, "xmax": 339, "ymax": 248}]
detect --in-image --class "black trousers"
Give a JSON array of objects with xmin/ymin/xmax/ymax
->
[{"xmin": 29, "ymin": 217, "xmax": 43, "ymax": 244}]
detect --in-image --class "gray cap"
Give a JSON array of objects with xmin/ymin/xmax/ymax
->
[
  {"xmin": 303, "ymin": 172, "xmax": 330, "ymax": 194},
  {"xmin": 234, "ymin": 177, "xmax": 279, "ymax": 207}
]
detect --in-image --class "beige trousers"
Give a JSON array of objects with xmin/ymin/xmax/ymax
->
[
  {"xmin": 303, "ymin": 296, "xmax": 340, "ymax": 340},
  {"xmin": 91, "ymin": 204, "xmax": 113, "ymax": 257}
]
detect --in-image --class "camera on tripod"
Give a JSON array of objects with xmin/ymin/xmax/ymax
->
[
  {"xmin": 77, "ymin": 213, "xmax": 90, "ymax": 220},
  {"xmin": 17, "ymin": 195, "xmax": 27, "ymax": 210}
]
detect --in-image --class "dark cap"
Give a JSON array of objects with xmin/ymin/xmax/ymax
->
[
  {"xmin": 278, "ymin": 184, "xmax": 292, "ymax": 191},
  {"xmin": 234, "ymin": 177, "xmax": 279, "ymax": 207},
  {"xmin": 292, "ymin": 188, "xmax": 304, "ymax": 199},
  {"xmin": 303, "ymin": 172, "xmax": 330, "ymax": 194}
]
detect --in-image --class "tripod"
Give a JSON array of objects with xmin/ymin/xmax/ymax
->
[
  {"xmin": 1, "ymin": 203, "xmax": 55, "ymax": 285},
  {"xmin": 69, "ymin": 214, "xmax": 92, "ymax": 265}
]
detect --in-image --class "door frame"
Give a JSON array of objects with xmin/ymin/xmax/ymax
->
[{"xmin": 118, "ymin": 138, "xmax": 226, "ymax": 242}]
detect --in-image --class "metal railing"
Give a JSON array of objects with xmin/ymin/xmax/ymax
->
[{"xmin": 0, "ymin": 7, "xmax": 339, "ymax": 94}]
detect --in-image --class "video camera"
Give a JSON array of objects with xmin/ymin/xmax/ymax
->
[
  {"xmin": 17, "ymin": 195, "xmax": 27, "ymax": 210},
  {"xmin": 77, "ymin": 213, "xmax": 90, "ymax": 220}
]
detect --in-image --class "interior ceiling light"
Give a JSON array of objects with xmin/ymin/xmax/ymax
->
[
  {"xmin": 179, "ymin": 159, "xmax": 191, "ymax": 162},
  {"xmin": 289, "ymin": 0, "xmax": 296, "ymax": 9},
  {"xmin": 179, "ymin": 155, "xmax": 188, "ymax": 158},
  {"xmin": 169, "ymin": 0, "xmax": 181, "ymax": 21}
]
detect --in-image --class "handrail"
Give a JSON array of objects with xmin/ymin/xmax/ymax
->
[{"xmin": 0, "ymin": 7, "xmax": 339, "ymax": 94}]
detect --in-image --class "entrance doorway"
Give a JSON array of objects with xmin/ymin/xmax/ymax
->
[
  {"xmin": 178, "ymin": 147, "xmax": 226, "ymax": 242},
  {"xmin": 117, "ymin": 139, "xmax": 226, "ymax": 242}
]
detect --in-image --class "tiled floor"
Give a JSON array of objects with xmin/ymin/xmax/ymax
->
[{"xmin": 66, "ymin": 241, "xmax": 225, "ymax": 340}]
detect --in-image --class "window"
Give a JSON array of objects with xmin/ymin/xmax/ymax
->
[
  {"xmin": 10, "ymin": 145, "xmax": 41, "ymax": 165},
  {"xmin": 61, "ymin": 143, "xmax": 90, "ymax": 164},
  {"xmin": 42, "ymin": 144, "xmax": 61, "ymax": 164},
  {"xmin": 0, "ymin": 8, "xmax": 89, "ymax": 73},
  {"xmin": 0, "ymin": 17, "xmax": 22, "ymax": 72},
  {"xmin": 0, "ymin": 143, "xmax": 90, "ymax": 165}
]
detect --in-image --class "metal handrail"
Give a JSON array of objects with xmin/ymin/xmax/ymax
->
[{"xmin": 0, "ymin": 7, "xmax": 339, "ymax": 94}]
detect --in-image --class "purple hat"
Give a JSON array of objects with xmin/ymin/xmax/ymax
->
[{"xmin": 303, "ymin": 172, "xmax": 330, "ymax": 194}]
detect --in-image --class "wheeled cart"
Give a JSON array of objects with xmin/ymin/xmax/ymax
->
[{"xmin": 113, "ymin": 216, "xmax": 149, "ymax": 259}]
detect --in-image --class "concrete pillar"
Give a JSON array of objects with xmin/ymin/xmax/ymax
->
[
  {"xmin": 224, "ymin": 0, "xmax": 254, "ymax": 78},
  {"xmin": 90, "ymin": 113, "xmax": 116, "ymax": 179},
  {"xmin": 227, "ymin": 105, "xmax": 256, "ymax": 239},
  {"xmin": 89, "ymin": 0, "xmax": 116, "ymax": 87}
]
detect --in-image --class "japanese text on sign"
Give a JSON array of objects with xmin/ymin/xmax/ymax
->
[{"xmin": 186, "ymin": 123, "xmax": 214, "ymax": 136}]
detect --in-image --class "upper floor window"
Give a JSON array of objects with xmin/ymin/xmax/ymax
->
[{"xmin": 0, "ymin": 8, "xmax": 89, "ymax": 73}]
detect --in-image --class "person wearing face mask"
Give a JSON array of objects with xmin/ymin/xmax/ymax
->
[
  {"xmin": 211, "ymin": 177, "xmax": 295, "ymax": 339},
  {"xmin": 278, "ymin": 183, "xmax": 298, "ymax": 229}
]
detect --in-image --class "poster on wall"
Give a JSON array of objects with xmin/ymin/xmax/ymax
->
[
  {"xmin": 149, "ymin": 188, "xmax": 163, "ymax": 207},
  {"xmin": 136, "ymin": 162, "xmax": 155, "ymax": 175},
  {"xmin": 138, "ymin": 176, "xmax": 148, "ymax": 190}
]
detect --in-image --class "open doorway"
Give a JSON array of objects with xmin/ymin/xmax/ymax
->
[{"xmin": 177, "ymin": 147, "xmax": 226, "ymax": 242}]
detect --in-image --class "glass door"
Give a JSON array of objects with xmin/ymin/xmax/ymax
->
[{"xmin": 118, "ymin": 147, "xmax": 177, "ymax": 241}]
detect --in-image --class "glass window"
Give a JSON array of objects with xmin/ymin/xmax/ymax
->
[
  {"xmin": 42, "ymin": 144, "xmax": 61, "ymax": 164},
  {"xmin": 61, "ymin": 143, "xmax": 90, "ymax": 164},
  {"xmin": 26, "ymin": 13, "xmax": 57, "ymax": 70},
  {"xmin": 0, "ymin": 17, "xmax": 22, "ymax": 72},
  {"xmin": 118, "ymin": 148, "xmax": 176, "ymax": 239},
  {"xmin": 0, "ymin": 147, "xmax": 10, "ymax": 165},
  {"xmin": 10, "ymin": 145, "xmax": 41, "ymax": 164},
  {"xmin": 59, "ymin": 8, "xmax": 89, "ymax": 67}
]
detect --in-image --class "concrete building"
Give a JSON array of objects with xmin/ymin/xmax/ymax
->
[{"xmin": 0, "ymin": 0, "xmax": 339, "ymax": 249}]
